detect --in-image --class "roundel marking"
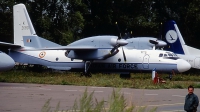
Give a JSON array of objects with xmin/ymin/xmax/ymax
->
[
  {"xmin": 165, "ymin": 30, "xmax": 178, "ymax": 43},
  {"xmin": 39, "ymin": 51, "xmax": 46, "ymax": 58}
]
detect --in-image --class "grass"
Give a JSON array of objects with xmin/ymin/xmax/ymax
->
[
  {"xmin": 41, "ymin": 88, "xmax": 157, "ymax": 112},
  {"xmin": 0, "ymin": 70, "xmax": 200, "ymax": 89}
]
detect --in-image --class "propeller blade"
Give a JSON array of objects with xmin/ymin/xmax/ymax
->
[
  {"xmin": 115, "ymin": 22, "xmax": 122, "ymax": 39},
  {"xmin": 149, "ymin": 40, "xmax": 158, "ymax": 45},
  {"xmin": 122, "ymin": 47, "xmax": 126, "ymax": 62},
  {"xmin": 110, "ymin": 45, "xmax": 119, "ymax": 54},
  {"xmin": 159, "ymin": 22, "xmax": 163, "ymax": 40}
]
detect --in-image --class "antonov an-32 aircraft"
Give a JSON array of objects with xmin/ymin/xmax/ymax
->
[
  {"xmin": 164, "ymin": 20, "xmax": 200, "ymax": 69},
  {"xmin": 0, "ymin": 51, "xmax": 15, "ymax": 71},
  {"xmin": 0, "ymin": 4, "xmax": 191, "ymax": 77}
]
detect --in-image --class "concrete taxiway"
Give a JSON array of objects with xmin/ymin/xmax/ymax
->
[{"xmin": 0, "ymin": 82, "xmax": 200, "ymax": 112}]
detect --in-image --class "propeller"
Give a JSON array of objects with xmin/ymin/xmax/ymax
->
[
  {"xmin": 123, "ymin": 31, "xmax": 132, "ymax": 39},
  {"xmin": 159, "ymin": 22, "xmax": 163, "ymax": 40},
  {"xmin": 122, "ymin": 47, "xmax": 126, "ymax": 62},
  {"xmin": 149, "ymin": 39, "xmax": 167, "ymax": 50},
  {"xmin": 149, "ymin": 39, "xmax": 158, "ymax": 50},
  {"xmin": 114, "ymin": 22, "xmax": 128, "ymax": 62}
]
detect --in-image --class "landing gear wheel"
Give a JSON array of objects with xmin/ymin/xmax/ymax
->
[
  {"xmin": 120, "ymin": 73, "xmax": 131, "ymax": 79},
  {"xmin": 80, "ymin": 73, "xmax": 84, "ymax": 77},
  {"xmin": 85, "ymin": 73, "xmax": 92, "ymax": 77}
]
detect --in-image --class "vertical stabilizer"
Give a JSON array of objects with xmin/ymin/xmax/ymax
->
[
  {"xmin": 164, "ymin": 20, "xmax": 189, "ymax": 55},
  {"xmin": 13, "ymin": 4, "xmax": 61, "ymax": 48},
  {"xmin": 14, "ymin": 4, "xmax": 36, "ymax": 46}
]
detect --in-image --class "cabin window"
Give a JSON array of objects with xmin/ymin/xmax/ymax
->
[
  {"xmin": 164, "ymin": 54, "xmax": 167, "ymax": 57},
  {"xmin": 168, "ymin": 53, "xmax": 173, "ymax": 57},
  {"xmin": 172, "ymin": 53, "xmax": 177, "ymax": 57},
  {"xmin": 159, "ymin": 53, "xmax": 163, "ymax": 57}
]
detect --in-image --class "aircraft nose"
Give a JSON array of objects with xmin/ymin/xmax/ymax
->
[
  {"xmin": 0, "ymin": 53, "xmax": 15, "ymax": 71},
  {"xmin": 5, "ymin": 57, "xmax": 15, "ymax": 70},
  {"xmin": 177, "ymin": 59, "xmax": 191, "ymax": 72}
]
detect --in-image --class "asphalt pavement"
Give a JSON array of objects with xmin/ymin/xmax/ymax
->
[{"xmin": 0, "ymin": 82, "xmax": 200, "ymax": 112}]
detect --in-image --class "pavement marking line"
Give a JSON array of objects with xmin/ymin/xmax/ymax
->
[
  {"xmin": 2, "ymin": 87, "xmax": 26, "ymax": 89},
  {"xmin": 145, "ymin": 94, "xmax": 158, "ymax": 95},
  {"xmin": 93, "ymin": 91, "xmax": 103, "ymax": 93},
  {"xmin": 12, "ymin": 87, "xmax": 26, "ymax": 89},
  {"xmin": 65, "ymin": 90, "xmax": 78, "ymax": 92},
  {"xmin": 91, "ymin": 87, "xmax": 107, "ymax": 89},
  {"xmin": 77, "ymin": 90, "xmax": 103, "ymax": 93},
  {"xmin": 39, "ymin": 88, "xmax": 51, "ymax": 90},
  {"xmin": 172, "ymin": 95, "xmax": 185, "ymax": 97},
  {"xmin": 160, "ymin": 110, "xmax": 184, "ymax": 112},
  {"xmin": 87, "ymin": 91, "xmax": 103, "ymax": 93}
]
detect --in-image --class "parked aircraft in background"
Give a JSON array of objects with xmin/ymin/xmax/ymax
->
[
  {"xmin": 164, "ymin": 20, "xmax": 200, "ymax": 69},
  {"xmin": 0, "ymin": 51, "xmax": 15, "ymax": 71},
  {"xmin": 0, "ymin": 4, "xmax": 191, "ymax": 77}
]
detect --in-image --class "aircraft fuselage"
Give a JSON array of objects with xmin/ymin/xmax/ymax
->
[{"xmin": 9, "ymin": 48, "xmax": 191, "ymax": 73}]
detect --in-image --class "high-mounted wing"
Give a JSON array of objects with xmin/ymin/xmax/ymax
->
[{"xmin": 25, "ymin": 36, "xmax": 128, "ymax": 60}]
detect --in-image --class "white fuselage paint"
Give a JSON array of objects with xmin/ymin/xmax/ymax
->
[{"xmin": 10, "ymin": 47, "xmax": 191, "ymax": 73}]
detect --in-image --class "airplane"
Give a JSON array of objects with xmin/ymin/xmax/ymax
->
[
  {"xmin": 0, "ymin": 51, "xmax": 15, "ymax": 71},
  {"xmin": 164, "ymin": 20, "xmax": 200, "ymax": 69},
  {"xmin": 0, "ymin": 4, "xmax": 191, "ymax": 77}
]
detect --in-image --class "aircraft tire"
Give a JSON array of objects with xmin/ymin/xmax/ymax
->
[
  {"xmin": 86, "ymin": 73, "xmax": 92, "ymax": 77},
  {"xmin": 120, "ymin": 73, "xmax": 131, "ymax": 79}
]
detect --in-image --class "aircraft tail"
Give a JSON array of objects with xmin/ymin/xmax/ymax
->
[
  {"xmin": 13, "ymin": 4, "xmax": 60, "ymax": 48},
  {"xmin": 164, "ymin": 20, "xmax": 189, "ymax": 55}
]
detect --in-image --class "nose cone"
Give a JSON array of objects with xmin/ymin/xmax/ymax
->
[
  {"xmin": 0, "ymin": 53, "xmax": 15, "ymax": 71},
  {"xmin": 177, "ymin": 59, "xmax": 191, "ymax": 72}
]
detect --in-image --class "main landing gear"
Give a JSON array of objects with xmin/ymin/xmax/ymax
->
[
  {"xmin": 120, "ymin": 73, "xmax": 131, "ymax": 79},
  {"xmin": 81, "ymin": 61, "xmax": 92, "ymax": 77}
]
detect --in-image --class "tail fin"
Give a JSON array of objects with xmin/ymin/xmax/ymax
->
[
  {"xmin": 164, "ymin": 20, "xmax": 189, "ymax": 54},
  {"xmin": 13, "ymin": 4, "xmax": 60, "ymax": 48},
  {"xmin": 14, "ymin": 4, "xmax": 36, "ymax": 46}
]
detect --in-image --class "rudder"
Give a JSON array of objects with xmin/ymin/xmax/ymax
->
[{"xmin": 164, "ymin": 20, "xmax": 188, "ymax": 54}]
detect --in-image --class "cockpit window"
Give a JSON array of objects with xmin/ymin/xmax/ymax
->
[
  {"xmin": 162, "ymin": 52, "xmax": 179, "ymax": 60},
  {"xmin": 159, "ymin": 53, "xmax": 163, "ymax": 57},
  {"xmin": 168, "ymin": 53, "xmax": 173, "ymax": 57},
  {"xmin": 172, "ymin": 53, "xmax": 177, "ymax": 56}
]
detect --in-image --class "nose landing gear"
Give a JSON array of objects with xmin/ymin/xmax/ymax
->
[{"xmin": 81, "ymin": 61, "xmax": 92, "ymax": 77}]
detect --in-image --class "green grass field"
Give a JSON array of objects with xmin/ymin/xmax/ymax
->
[{"xmin": 1, "ymin": 70, "xmax": 200, "ymax": 89}]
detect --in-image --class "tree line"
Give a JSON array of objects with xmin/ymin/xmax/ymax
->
[{"xmin": 0, "ymin": 0, "xmax": 200, "ymax": 48}]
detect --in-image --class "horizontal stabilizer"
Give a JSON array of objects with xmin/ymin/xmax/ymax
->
[
  {"xmin": 23, "ymin": 36, "xmax": 61, "ymax": 48},
  {"xmin": 0, "ymin": 41, "xmax": 21, "ymax": 48},
  {"xmin": 47, "ymin": 66, "xmax": 71, "ymax": 70}
]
